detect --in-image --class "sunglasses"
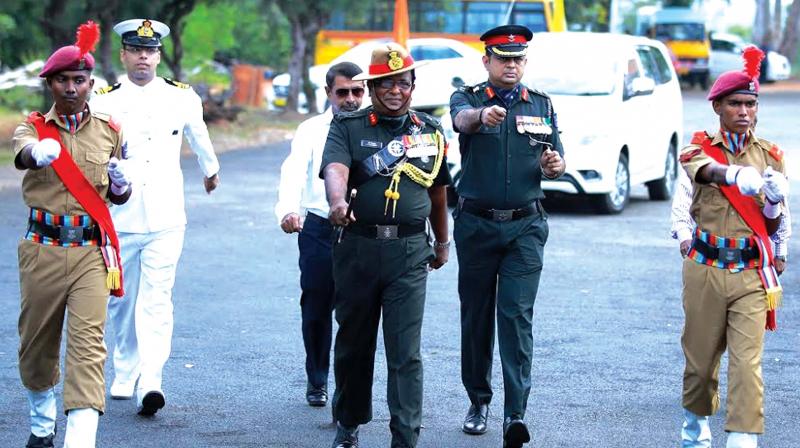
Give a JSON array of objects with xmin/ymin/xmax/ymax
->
[
  {"xmin": 375, "ymin": 79, "xmax": 413, "ymax": 91},
  {"xmin": 334, "ymin": 87, "xmax": 365, "ymax": 98}
]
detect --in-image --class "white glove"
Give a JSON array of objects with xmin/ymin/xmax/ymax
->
[
  {"xmin": 725, "ymin": 165, "xmax": 763, "ymax": 196},
  {"xmin": 762, "ymin": 166, "xmax": 788, "ymax": 204},
  {"xmin": 30, "ymin": 138, "xmax": 61, "ymax": 167},
  {"xmin": 108, "ymin": 157, "xmax": 130, "ymax": 194}
]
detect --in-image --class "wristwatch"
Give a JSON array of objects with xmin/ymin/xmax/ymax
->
[
  {"xmin": 775, "ymin": 255, "xmax": 787, "ymax": 262},
  {"xmin": 434, "ymin": 240, "xmax": 451, "ymax": 249}
]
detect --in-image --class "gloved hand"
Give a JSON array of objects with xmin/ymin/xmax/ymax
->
[
  {"xmin": 762, "ymin": 166, "xmax": 789, "ymax": 204},
  {"xmin": 108, "ymin": 157, "xmax": 130, "ymax": 194},
  {"xmin": 30, "ymin": 138, "xmax": 61, "ymax": 167},
  {"xmin": 725, "ymin": 165, "xmax": 763, "ymax": 196}
]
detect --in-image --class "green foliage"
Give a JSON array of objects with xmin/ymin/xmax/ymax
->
[
  {"xmin": 0, "ymin": 86, "xmax": 43, "ymax": 112},
  {"xmin": 726, "ymin": 25, "xmax": 751, "ymax": 41},
  {"xmin": 565, "ymin": 0, "xmax": 610, "ymax": 32}
]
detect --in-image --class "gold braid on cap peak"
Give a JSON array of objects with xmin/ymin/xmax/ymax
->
[{"xmin": 490, "ymin": 46, "xmax": 526, "ymax": 57}]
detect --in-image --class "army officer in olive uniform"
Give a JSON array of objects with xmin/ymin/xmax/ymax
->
[
  {"xmin": 449, "ymin": 25, "xmax": 565, "ymax": 448},
  {"xmin": 321, "ymin": 43, "xmax": 450, "ymax": 448}
]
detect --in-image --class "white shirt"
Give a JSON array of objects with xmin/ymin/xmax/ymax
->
[
  {"xmin": 274, "ymin": 108, "xmax": 333, "ymax": 223},
  {"xmin": 671, "ymin": 168, "xmax": 791, "ymax": 257},
  {"xmin": 91, "ymin": 76, "xmax": 220, "ymax": 233}
]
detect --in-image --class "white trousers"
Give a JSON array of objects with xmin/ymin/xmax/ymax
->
[{"xmin": 106, "ymin": 227, "xmax": 185, "ymax": 394}]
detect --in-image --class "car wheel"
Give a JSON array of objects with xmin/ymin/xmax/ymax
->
[
  {"xmin": 646, "ymin": 141, "xmax": 677, "ymax": 201},
  {"xmin": 593, "ymin": 153, "xmax": 629, "ymax": 214}
]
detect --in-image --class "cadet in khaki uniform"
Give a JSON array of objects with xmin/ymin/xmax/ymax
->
[
  {"xmin": 679, "ymin": 46, "xmax": 789, "ymax": 448},
  {"xmin": 12, "ymin": 21, "xmax": 132, "ymax": 448},
  {"xmin": 448, "ymin": 25, "xmax": 565, "ymax": 448},
  {"xmin": 321, "ymin": 43, "xmax": 450, "ymax": 448}
]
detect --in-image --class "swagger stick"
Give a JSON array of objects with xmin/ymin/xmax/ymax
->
[{"xmin": 336, "ymin": 189, "xmax": 357, "ymax": 243}]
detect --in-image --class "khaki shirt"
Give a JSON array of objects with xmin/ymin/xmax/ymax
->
[
  {"xmin": 680, "ymin": 130, "xmax": 785, "ymax": 238},
  {"xmin": 12, "ymin": 105, "xmax": 124, "ymax": 216}
]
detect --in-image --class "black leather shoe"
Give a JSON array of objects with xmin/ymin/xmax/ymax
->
[
  {"xmin": 331, "ymin": 423, "xmax": 359, "ymax": 448},
  {"xmin": 503, "ymin": 418, "xmax": 531, "ymax": 448},
  {"xmin": 138, "ymin": 390, "xmax": 166, "ymax": 416},
  {"xmin": 462, "ymin": 403, "xmax": 489, "ymax": 435},
  {"xmin": 26, "ymin": 432, "xmax": 55, "ymax": 448},
  {"xmin": 306, "ymin": 383, "xmax": 328, "ymax": 407}
]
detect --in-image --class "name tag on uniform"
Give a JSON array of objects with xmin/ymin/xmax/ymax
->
[
  {"xmin": 516, "ymin": 116, "xmax": 552, "ymax": 135},
  {"xmin": 361, "ymin": 139, "xmax": 383, "ymax": 149},
  {"xmin": 403, "ymin": 134, "xmax": 438, "ymax": 158}
]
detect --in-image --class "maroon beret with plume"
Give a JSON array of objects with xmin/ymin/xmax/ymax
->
[
  {"xmin": 39, "ymin": 21, "xmax": 100, "ymax": 78},
  {"xmin": 707, "ymin": 45, "xmax": 765, "ymax": 101}
]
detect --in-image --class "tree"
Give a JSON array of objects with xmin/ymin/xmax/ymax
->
[
  {"xmin": 753, "ymin": 0, "xmax": 772, "ymax": 48},
  {"xmin": 155, "ymin": 0, "xmax": 200, "ymax": 81},
  {"xmin": 779, "ymin": 0, "xmax": 800, "ymax": 63},
  {"xmin": 271, "ymin": 0, "xmax": 379, "ymax": 114}
]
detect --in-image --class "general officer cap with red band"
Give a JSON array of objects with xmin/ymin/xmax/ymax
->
[
  {"xmin": 707, "ymin": 45, "xmax": 765, "ymax": 101},
  {"xmin": 39, "ymin": 21, "xmax": 100, "ymax": 78},
  {"xmin": 480, "ymin": 24, "xmax": 533, "ymax": 58},
  {"xmin": 352, "ymin": 42, "xmax": 428, "ymax": 81}
]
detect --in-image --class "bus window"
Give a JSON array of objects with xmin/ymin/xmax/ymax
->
[
  {"xmin": 511, "ymin": 3, "xmax": 547, "ymax": 32},
  {"xmin": 413, "ymin": 1, "xmax": 463, "ymax": 33},
  {"xmin": 464, "ymin": 2, "xmax": 509, "ymax": 34}
]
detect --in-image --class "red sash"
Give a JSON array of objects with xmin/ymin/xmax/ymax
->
[
  {"xmin": 27, "ymin": 112, "xmax": 125, "ymax": 297},
  {"xmin": 694, "ymin": 131, "xmax": 781, "ymax": 330}
]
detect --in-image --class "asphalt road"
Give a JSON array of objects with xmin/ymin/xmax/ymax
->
[{"xmin": 0, "ymin": 89, "xmax": 798, "ymax": 447}]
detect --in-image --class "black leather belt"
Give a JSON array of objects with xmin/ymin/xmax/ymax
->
[
  {"xmin": 460, "ymin": 198, "xmax": 541, "ymax": 222},
  {"xmin": 27, "ymin": 220, "xmax": 100, "ymax": 244},
  {"xmin": 691, "ymin": 238, "xmax": 759, "ymax": 263},
  {"xmin": 347, "ymin": 223, "xmax": 426, "ymax": 240}
]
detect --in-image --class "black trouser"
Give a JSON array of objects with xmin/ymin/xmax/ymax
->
[
  {"xmin": 453, "ymin": 207, "xmax": 549, "ymax": 420},
  {"xmin": 331, "ymin": 232, "xmax": 432, "ymax": 448},
  {"xmin": 298, "ymin": 213, "xmax": 335, "ymax": 388}
]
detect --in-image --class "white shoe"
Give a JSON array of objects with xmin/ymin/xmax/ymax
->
[
  {"xmin": 110, "ymin": 378, "xmax": 136, "ymax": 400},
  {"xmin": 136, "ymin": 389, "xmax": 165, "ymax": 416},
  {"xmin": 64, "ymin": 408, "xmax": 98, "ymax": 448},
  {"xmin": 727, "ymin": 432, "xmax": 758, "ymax": 448},
  {"xmin": 682, "ymin": 408, "xmax": 712, "ymax": 448}
]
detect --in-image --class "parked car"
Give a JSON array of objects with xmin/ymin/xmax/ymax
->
[
  {"xmin": 442, "ymin": 32, "xmax": 683, "ymax": 214},
  {"xmin": 272, "ymin": 37, "xmax": 485, "ymax": 114},
  {"xmin": 710, "ymin": 32, "xmax": 791, "ymax": 82}
]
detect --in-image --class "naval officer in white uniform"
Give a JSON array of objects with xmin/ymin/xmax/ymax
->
[{"xmin": 91, "ymin": 18, "xmax": 220, "ymax": 417}]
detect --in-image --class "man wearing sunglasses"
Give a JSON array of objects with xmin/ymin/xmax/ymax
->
[
  {"xmin": 275, "ymin": 62, "xmax": 365, "ymax": 408},
  {"xmin": 90, "ymin": 18, "xmax": 220, "ymax": 417},
  {"xmin": 321, "ymin": 43, "xmax": 451, "ymax": 448}
]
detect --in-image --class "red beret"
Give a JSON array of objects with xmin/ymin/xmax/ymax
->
[
  {"xmin": 707, "ymin": 70, "xmax": 758, "ymax": 101},
  {"xmin": 707, "ymin": 45, "xmax": 764, "ymax": 101},
  {"xmin": 39, "ymin": 46, "xmax": 95, "ymax": 78},
  {"xmin": 39, "ymin": 20, "xmax": 100, "ymax": 78}
]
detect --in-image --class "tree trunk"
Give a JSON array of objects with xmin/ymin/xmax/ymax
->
[
  {"xmin": 774, "ymin": 0, "xmax": 783, "ymax": 45},
  {"xmin": 286, "ymin": 18, "xmax": 307, "ymax": 113},
  {"xmin": 754, "ymin": 0, "xmax": 772, "ymax": 48},
  {"xmin": 157, "ymin": 0, "xmax": 197, "ymax": 81},
  {"xmin": 779, "ymin": 0, "xmax": 800, "ymax": 62},
  {"xmin": 302, "ymin": 23, "xmax": 319, "ymax": 114},
  {"xmin": 40, "ymin": 0, "xmax": 69, "ymax": 109},
  {"xmin": 86, "ymin": 0, "xmax": 120, "ymax": 85}
]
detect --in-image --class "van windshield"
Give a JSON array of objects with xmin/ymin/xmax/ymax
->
[{"xmin": 654, "ymin": 23, "xmax": 705, "ymax": 42}]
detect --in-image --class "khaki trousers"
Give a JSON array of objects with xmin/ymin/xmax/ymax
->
[
  {"xmin": 18, "ymin": 239, "xmax": 109, "ymax": 413},
  {"xmin": 681, "ymin": 258, "xmax": 767, "ymax": 433}
]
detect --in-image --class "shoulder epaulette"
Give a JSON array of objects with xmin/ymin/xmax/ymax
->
[
  {"xmin": 526, "ymin": 87, "xmax": 550, "ymax": 99},
  {"xmin": 757, "ymin": 138, "xmax": 784, "ymax": 162},
  {"xmin": 95, "ymin": 83, "xmax": 121, "ymax": 95},
  {"xmin": 163, "ymin": 77, "xmax": 191, "ymax": 89},
  {"xmin": 332, "ymin": 108, "xmax": 369, "ymax": 122},
  {"xmin": 690, "ymin": 131, "xmax": 709, "ymax": 145},
  {"xmin": 410, "ymin": 110, "xmax": 441, "ymax": 129}
]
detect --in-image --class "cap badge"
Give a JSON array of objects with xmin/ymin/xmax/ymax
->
[
  {"xmin": 137, "ymin": 20, "xmax": 154, "ymax": 38},
  {"xmin": 388, "ymin": 51, "xmax": 404, "ymax": 71},
  {"xmin": 749, "ymin": 81, "xmax": 756, "ymax": 91},
  {"xmin": 508, "ymin": 34, "xmax": 516, "ymax": 42}
]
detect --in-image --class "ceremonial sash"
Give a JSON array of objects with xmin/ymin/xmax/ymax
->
[
  {"xmin": 695, "ymin": 131, "xmax": 781, "ymax": 330},
  {"xmin": 28, "ymin": 112, "xmax": 125, "ymax": 297}
]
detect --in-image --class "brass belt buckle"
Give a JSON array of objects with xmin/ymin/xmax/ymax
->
[
  {"xmin": 376, "ymin": 225, "xmax": 399, "ymax": 240},
  {"xmin": 59, "ymin": 226, "xmax": 84, "ymax": 243},
  {"xmin": 492, "ymin": 209, "xmax": 513, "ymax": 222},
  {"xmin": 717, "ymin": 247, "xmax": 742, "ymax": 263}
]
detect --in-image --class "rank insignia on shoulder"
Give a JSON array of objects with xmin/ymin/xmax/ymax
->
[
  {"xmin": 768, "ymin": 144, "xmax": 784, "ymax": 162},
  {"xmin": 95, "ymin": 83, "xmax": 121, "ymax": 95},
  {"xmin": 163, "ymin": 77, "xmax": 190, "ymax": 89},
  {"xmin": 108, "ymin": 116, "xmax": 122, "ymax": 133}
]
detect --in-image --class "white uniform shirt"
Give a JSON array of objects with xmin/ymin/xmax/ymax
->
[
  {"xmin": 671, "ymin": 168, "xmax": 791, "ymax": 257},
  {"xmin": 274, "ymin": 108, "xmax": 333, "ymax": 223},
  {"xmin": 91, "ymin": 76, "xmax": 220, "ymax": 233}
]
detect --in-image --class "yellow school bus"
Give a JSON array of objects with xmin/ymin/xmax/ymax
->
[{"xmin": 315, "ymin": 0, "xmax": 567, "ymax": 64}]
